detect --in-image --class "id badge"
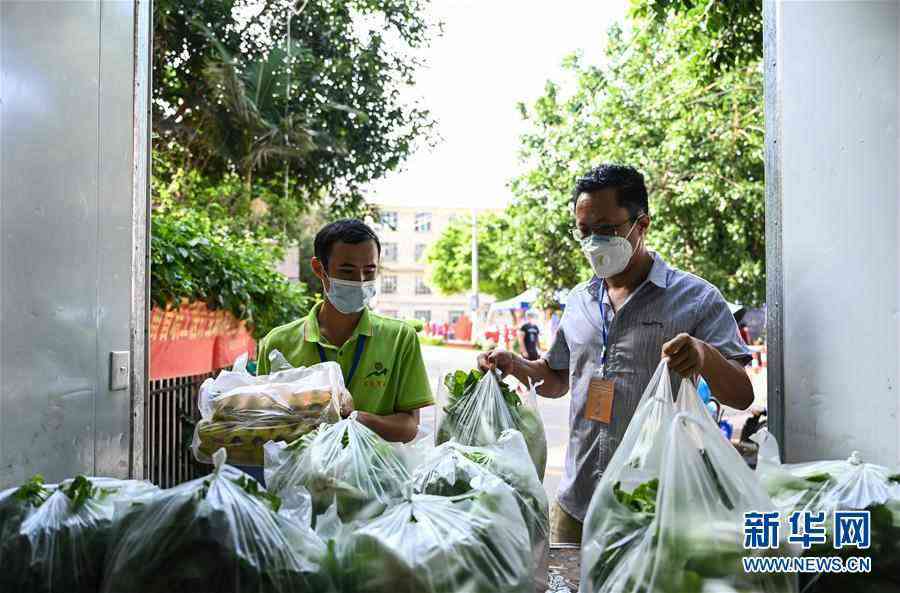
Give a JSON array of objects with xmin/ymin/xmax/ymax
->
[{"xmin": 586, "ymin": 367, "xmax": 615, "ymax": 424}]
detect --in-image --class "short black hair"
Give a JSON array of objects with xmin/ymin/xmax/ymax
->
[
  {"xmin": 314, "ymin": 219, "xmax": 381, "ymax": 268},
  {"xmin": 572, "ymin": 164, "xmax": 649, "ymax": 218}
]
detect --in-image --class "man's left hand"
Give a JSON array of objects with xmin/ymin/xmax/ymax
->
[{"xmin": 662, "ymin": 333, "xmax": 706, "ymax": 377}]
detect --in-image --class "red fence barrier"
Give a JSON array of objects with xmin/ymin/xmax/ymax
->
[{"xmin": 150, "ymin": 301, "xmax": 254, "ymax": 380}]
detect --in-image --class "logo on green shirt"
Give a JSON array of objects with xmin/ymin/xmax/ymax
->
[{"xmin": 366, "ymin": 362, "xmax": 389, "ymax": 378}]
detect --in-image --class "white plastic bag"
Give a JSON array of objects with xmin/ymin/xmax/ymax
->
[
  {"xmin": 102, "ymin": 449, "xmax": 329, "ymax": 593},
  {"xmin": 436, "ymin": 368, "xmax": 547, "ymax": 480},
  {"xmin": 411, "ymin": 429, "xmax": 549, "ymax": 593},
  {"xmin": 753, "ymin": 429, "xmax": 900, "ymax": 591},
  {"xmin": 264, "ymin": 413, "xmax": 411, "ymax": 524},
  {"xmin": 192, "ymin": 351, "xmax": 350, "ymax": 466},
  {"xmin": 325, "ymin": 479, "xmax": 533, "ymax": 593},
  {"xmin": 0, "ymin": 475, "xmax": 157, "ymax": 593},
  {"xmin": 581, "ymin": 361, "xmax": 796, "ymax": 593}
]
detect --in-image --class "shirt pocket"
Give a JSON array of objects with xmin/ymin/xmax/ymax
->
[{"xmin": 615, "ymin": 318, "xmax": 673, "ymax": 371}]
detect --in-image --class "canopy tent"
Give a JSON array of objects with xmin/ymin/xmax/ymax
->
[{"xmin": 489, "ymin": 288, "xmax": 539, "ymax": 313}]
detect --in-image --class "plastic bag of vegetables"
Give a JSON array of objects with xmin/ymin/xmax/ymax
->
[
  {"xmin": 192, "ymin": 351, "xmax": 350, "ymax": 466},
  {"xmin": 581, "ymin": 362, "xmax": 796, "ymax": 593},
  {"xmin": 754, "ymin": 429, "xmax": 900, "ymax": 592},
  {"xmin": 436, "ymin": 368, "xmax": 547, "ymax": 480},
  {"xmin": 0, "ymin": 475, "xmax": 157, "ymax": 593},
  {"xmin": 264, "ymin": 412, "xmax": 410, "ymax": 524},
  {"xmin": 579, "ymin": 361, "xmax": 679, "ymax": 593},
  {"xmin": 325, "ymin": 478, "xmax": 533, "ymax": 593},
  {"xmin": 411, "ymin": 429, "xmax": 549, "ymax": 592},
  {"xmin": 102, "ymin": 449, "xmax": 329, "ymax": 593}
]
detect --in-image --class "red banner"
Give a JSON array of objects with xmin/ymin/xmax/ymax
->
[{"xmin": 149, "ymin": 301, "xmax": 255, "ymax": 380}]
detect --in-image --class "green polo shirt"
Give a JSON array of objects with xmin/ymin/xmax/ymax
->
[{"xmin": 256, "ymin": 304, "xmax": 433, "ymax": 415}]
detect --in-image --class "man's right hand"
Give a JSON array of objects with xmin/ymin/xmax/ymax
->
[{"xmin": 476, "ymin": 348, "xmax": 516, "ymax": 376}]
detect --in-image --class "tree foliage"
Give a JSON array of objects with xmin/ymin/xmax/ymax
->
[
  {"xmin": 637, "ymin": 0, "xmax": 762, "ymax": 71},
  {"xmin": 150, "ymin": 1, "xmax": 439, "ymax": 330},
  {"xmin": 447, "ymin": 1, "xmax": 764, "ymax": 306},
  {"xmin": 151, "ymin": 202, "xmax": 312, "ymax": 340},
  {"xmin": 153, "ymin": 0, "xmax": 438, "ymax": 235},
  {"xmin": 426, "ymin": 214, "xmax": 526, "ymax": 301}
]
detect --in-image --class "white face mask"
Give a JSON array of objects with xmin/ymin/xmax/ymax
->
[
  {"xmin": 580, "ymin": 221, "xmax": 639, "ymax": 278},
  {"xmin": 324, "ymin": 276, "xmax": 377, "ymax": 314}
]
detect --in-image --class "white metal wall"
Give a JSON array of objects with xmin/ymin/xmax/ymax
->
[
  {"xmin": 0, "ymin": 1, "xmax": 150, "ymax": 486},
  {"xmin": 767, "ymin": 0, "xmax": 900, "ymax": 465}
]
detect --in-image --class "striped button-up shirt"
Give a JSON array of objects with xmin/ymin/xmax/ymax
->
[{"xmin": 545, "ymin": 253, "xmax": 752, "ymax": 521}]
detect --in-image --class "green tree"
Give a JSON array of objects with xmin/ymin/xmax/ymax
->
[
  {"xmin": 505, "ymin": 2, "xmax": 764, "ymax": 306},
  {"xmin": 638, "ymin": 0, "xmax": 762, "ymax": 71},
  {"xmin": 153, "ymin": 0, "xmax": 438, "ymax": 234},
  {"xmin": 151, "ymin": 201, "xmax": 312, "ymax": 340},
  {"xmin": 426, "ymin": 214, "xmax": 525, "ymax": 300}
]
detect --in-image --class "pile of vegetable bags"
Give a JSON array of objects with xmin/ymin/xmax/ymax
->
[
  {"xmin": 436, "ymin": 368, "xmax": 547, "ymax": 480},
  {"xmin": 263, "ymin": 408, "xmax": 540, "ymax": 592},
  {"xmin": 0, "ymin": 475, "xmax": 157, "ymax": 592},
  {"xmin": 754, "ymin": 429, "xmax": 900, "ymax": 592},
  {"xmin": 102, "ymin": 448, "xmax": 329, "ymax": 593},
  {"xmin": 264, "ymin": 412, "xmax": 411, "ymax": 524},
  {"xmin": 411, "ymin": 429, "xmax": 549, "ymax": 593},
  {"xmin": 580, "ymin": 361, "xmax": 797, "ymax": 593},
  {"xmin": 324, "ymin": 477, "xmax": 533, "ymax": 593},
  {"xmin": 193, "ymin": 351, "xmax": 350, "ymax": 466}
]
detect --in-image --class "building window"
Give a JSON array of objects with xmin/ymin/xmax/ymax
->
[
  {"xmin": 380, "ymin": 309, "xmax": 399, "ymax": 319},
  {"xmin": 449, "ymin": 310, "xmax": 465, "ymax": 324},
  {"xmin": 414, "ymin": 310, "xmax": 432, "ymax": 323},
  {"xmin": 382, "ymin": 242, "xmax": 398, "ymax": 263},
  {"xmin": 414, "ymin": 243, "xmax": 427, "ymax": 262},
  {"xmin": 414, "ymin": 276, "xmax": 431, "ymax": 295},
  {"xmin": 414, "ymin": 212, "xmax": 432, "ymax": 233},
  {"xmin": 380, "ymin": 211, "xmax": 398, "ymax": 230},
  {"xmin": 381, "ymin": 275, "xmax": 397, "ymax": 294}
]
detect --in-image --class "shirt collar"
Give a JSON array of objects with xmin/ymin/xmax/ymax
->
[
  {"xmin": 587, "ymin": 252, "xmax": 670, "ymax": 301},
  {"xmin": 303, "ymin": 302, "xmax": 374, "ymax": 343},
  {"xmin": 647, "ymin": 252, "xmax": 670, "ymax": 289}
]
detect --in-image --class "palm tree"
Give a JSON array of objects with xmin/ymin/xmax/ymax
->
[{"xmin": 199, "ymin": 33, "xmax": 319, "ymax": 196}]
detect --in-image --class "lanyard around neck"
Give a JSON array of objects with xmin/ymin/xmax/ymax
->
[
  {"xmin": 598, "ymin": 281, "xmax": 610, "ymax": 366},
  {"xmin": 316, "ymin": 334, "xmax": 367, "ymax": 387}
]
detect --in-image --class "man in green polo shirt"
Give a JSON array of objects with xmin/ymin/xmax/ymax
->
[{"xmin": 257, "ymin": 218, "xmax": 433, "ymax": 442}]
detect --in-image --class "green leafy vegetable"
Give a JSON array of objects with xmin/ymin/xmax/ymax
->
[
  {"xmin": 13, "ymin": 474, "xmax": 50, "ymax": 508},
  {"xmin": 760, "ymin": 463, "xmax": 900, "ymax": 592},
  {"xmin": 612, "ymin": 479, "xmax": 658, "ymax": 516},
  {"xmin": 102, "ymin": 465, "xmax": 327, "ymax": 593},
  {"xmin": 327, "ymin": 486, "xmax": 533, "ymax": 593},
  {"xmin": 412, "ymin": 431, "xmax": 550, "ymax": 574},
  {"xmin": 266, "ymin": 417, "xmax": 410, "ymax": 524},
  {"xmin": 437, "ymin": 369, "xmax": 547, "ymax": 480},
  {"xmin": 1, "ymin": 476, "xmax": 157, "ymax": 593},
  {"xmin": 232, "ymin": 474, "xmax": 282, "ymax": 513}
]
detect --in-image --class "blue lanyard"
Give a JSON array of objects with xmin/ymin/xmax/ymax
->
[
  {"xmin": 317, "ymin": 334, "xmax": 367, "ymax": 387},
  {"xmin": 599, "ymin": 281, "xmax": 610, "ymax": 366}
]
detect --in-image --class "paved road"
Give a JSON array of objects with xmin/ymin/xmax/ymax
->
[{"xmin": 419, "ymin": 345, "xmax": 570, "ymax": 501}]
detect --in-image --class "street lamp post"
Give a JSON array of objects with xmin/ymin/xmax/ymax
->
[{"xmin": 470, "ymin": 208, "xmax": 480, "ymax": 343}]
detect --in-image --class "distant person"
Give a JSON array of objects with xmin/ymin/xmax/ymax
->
[
  {"xmin": 739, "ymin": 322, "xmax": 751, "ymax": 345},
  {"xmin": 519, "ymin": 311, "xmax": 542, "ymax": 361}
]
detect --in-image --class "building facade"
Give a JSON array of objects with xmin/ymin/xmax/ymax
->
[{"xmin": 369, "ymin": 204, "xmax": 498, "ymax": 325}]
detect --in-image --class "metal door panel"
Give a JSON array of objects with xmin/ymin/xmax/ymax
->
[
  {"xmin": 94, "ymin": 1, "xmax": 136, "ymax": 478},
  {"xmin": 0, "ymin": 1, "xmax": 148, "ymax": 487}
]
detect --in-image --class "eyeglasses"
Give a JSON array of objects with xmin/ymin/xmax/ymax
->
[{"xmin": 571, "ymin": 217, "xmax": 639, "ymax": 241}]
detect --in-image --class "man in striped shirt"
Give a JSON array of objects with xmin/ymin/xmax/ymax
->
[{"xmin": 478, "ymin": 164, "xmax": 753, "ymax": 544}]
